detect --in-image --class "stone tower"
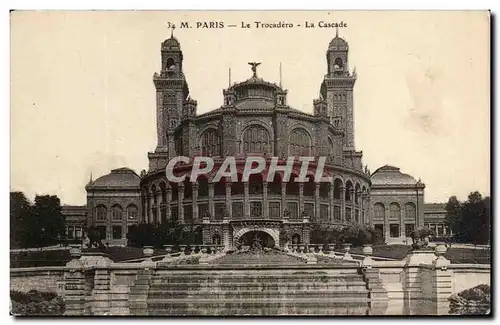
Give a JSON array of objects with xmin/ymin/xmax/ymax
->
[
  {"xmin": 320, "ymin": 30, "xmax": 357, "ymax": 151},
  {"xmin": 149, "ymin": 34, "xmax": 192, "ymax": 171}
]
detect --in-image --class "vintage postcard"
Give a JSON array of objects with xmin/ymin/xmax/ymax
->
[{"xmin": 10, "ymin": 10, "xmax": 490, "ymax": 316}]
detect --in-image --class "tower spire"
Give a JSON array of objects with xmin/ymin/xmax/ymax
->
[
  {"xmin": 336, "ymin": 26, "xmax": 339, "ymax": 38},
  {"xmin": 171, "ymin": 25, "xmax": 175, "ymax": 38}
]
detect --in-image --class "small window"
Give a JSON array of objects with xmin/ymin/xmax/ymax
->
[
  {"xmin": 250, "ymin": 202, "xmax": 262, "ymax": 219},
  {"xmin": 345, "ymin": 207, "xmax": 352, "ymax": 222},
  {"xmin": 75, "ymin": 227, "xmax": 82, "ymax": 238},
  {"xmin": 390, "ymin": 224, "xmax": 400, "ymax": 238},
  {"xmin": 333, "ymin": 206, "xmax": 341, "ymax": 221},
  {"xmin": 269, "ymin": 202, "xmax": 280, "ymax": 219},
  {"xmin": 287, "ymin": 202, "xmax": 299, "ymax": 220},
  {"xmin": 375, "ymin": 224, "xmax": 384, "ymax": 237},
  {"xmin": 405, "ymin": 224, "xmax": 415, "ymax": 237},
  {"xmin": 112, "ymin": 206, "xmax": 123, "ymax": 221},
  {"xmin": 96, "ymin": 226, "xmax": 107, "ymax": 240},
  {"xmin": 232, "ymin": 202, "xmax": 244, "ymax": 220},
  {"xmin": 437, "ymin": 224, "xmax": 444, "ymax": 236},
  {"xmin": 112, "ymin": 226, "xmax": 122, "ymax": 239}
]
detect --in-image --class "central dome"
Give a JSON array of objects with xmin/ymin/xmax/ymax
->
[{"xmin": 229, "ymin": 64, "xmax": 283, "ymax": 109}]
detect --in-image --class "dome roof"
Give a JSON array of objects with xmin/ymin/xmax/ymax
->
[
  {"xmin": 162, "ymin": 36, "xmax": 181, "ymax": 50},
  {"xmin": 231, "ymin": 76, "xmax": 281, "ymax": 90},
  {"xmin": 328, "ymin": 36, "xmax": 348, "ymax": 50},
  {"xmin": 229, "ymin": 75, "xmax": 283, "ymax": 108},
  {"xmin": 370, "ymin": 165, "xmax": 417, "ymax": 186},
  {"xmin": 88, "ymin": 167, "xmax": 140, "ymax": 189}
]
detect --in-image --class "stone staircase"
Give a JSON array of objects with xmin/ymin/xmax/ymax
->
[
  {"xmin": 127, "ymin": 250, "xmax": 388, "ymax": 316},
  {"xmin": 133, "ymin": 267, "xmax": 369, "ymax": 315}
]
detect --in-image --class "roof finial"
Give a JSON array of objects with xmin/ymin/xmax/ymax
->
[
  {"xmin": 89, "ymin": 172, "xmax": 93, "ymax": 183},
  {"xmin": 248, "ymin": 61, "xmax": 261, "ymax": 78},
  {"xmin": 279, "ymin": 62, "xmax": 282, "ymax": 88},
  {"xmin": 171, "ymin": 25, "xmax": 175, "ymax": 38},
  {"xmin": 229, "ymin": 66, "xmax": 231, "ymax": 87},
  {"xmin": 336, "ymin": 26, "xmax": 339, "ymax": 38}
]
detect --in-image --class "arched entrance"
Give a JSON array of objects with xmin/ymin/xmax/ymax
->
[{"xmin": 239, "ymin": 230, "xmax": 276, "ymax": 248}]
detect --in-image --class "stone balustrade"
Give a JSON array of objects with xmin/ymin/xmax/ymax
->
[{"xmin": 8, "ymin": 243, "xmax": 490, "ymax": 316}]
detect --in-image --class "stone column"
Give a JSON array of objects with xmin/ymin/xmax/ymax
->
[
  {"xmin": 178, "ymin": 185, "xmax": 184, "ymax": 223},
  {"xmin": 299, "ymin": 183, "xmax": 304, "ymax": 213},
  {"xmin": 350, "ymin": 189, "xmax": 355, "ymax": 222},
  {"xmin": 225, "ymin": 180, "xmax": 232, "ymax": 217},
  {"xmin": 400, "ymin": 207, "xmax": 405, "ymax": 238},
  {"xmin": 149, "ymin": 192, "xmax": 154, "ymax": 224},
  {"xmin": 281, "ymin": 182, "xmax": 287, "ymax": 218},
  {"xmin": 340, "ymin": 187, "xmax": 346, "ymax": 223},
  {"xmin": 166, "ymin": 186, "xmax": 172, "ymax": 220},
  {"xmin": 144, "ymin": 194, "xmax": 149, "ymax": 223},
  {"xmin": 244, "ymin": 182, "xmax": 249, "ymax": 219},
  {"xmin": 314, "ymin": 183, "xmax": 320, "ymax": 221},
  {"xmin": 63, "ymin": 269, "xmax": 87, "ymax": 315},
  {"xmin": 222, "ymin": 223, "xmax": 231, "ymax": 251},
  {"xmin": 192, "ymin": 183, "xmax": 199, "ymax": 222},
  {"xmin": 93, "ymin": 267, "xmax": 111, "ymax": 315},
  {"xmin": 263, "ymin": 181, "xmax": 268, "ymax": 219},
  {"xmin": 208, "ymin": 182, "xmax": 215, "ymax": 220},
  {"xmin": 156, "ymin": 190, "xmax": 161, "ymax": 225},
  {"xmin": 385, "ymin": 206, "xmax": 390, "ymax": 241},
  {"xmin": 329, "ymin": 183, "xmax": 334, "ymax": 222}
]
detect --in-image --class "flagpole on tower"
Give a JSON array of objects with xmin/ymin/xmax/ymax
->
[{"xmin": 229, "ymin": 66, "xmax": 232, "ymax": 87}]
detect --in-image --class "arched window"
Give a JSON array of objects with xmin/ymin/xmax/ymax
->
[
  {"xmin": 289, "ymin": 128, "xmax": 312, "ymax": 156},
  {"xmin": 127, "ymin": 205, "xmax": 138, "ymax": 220},
  {"xmin": 201, "ymin": 129, "xmax": 221, "ymax": 156},
  {"xmin": 389, "ymin": 203, "xmax": 401, "ymax": 220},
  {"xmin": 243, "ymin": 125, "xmax": 270, "ymax": 154},
  {"xmin": 373, "ymin": 203, "xmax": 385, "ymax": 222},
  {"xmin": 212, "ymin": 234, "xmax": 221, "ymax": 245},
  {"xmin": 334, "ymin": 57, "xmax": 343, "ymax": 68},
  {"xmin": 328, "ymin": 137, "xmax": 334, "ymax": 156},
  {"xmin": 166, "ymin": 57, "xmax": 175, "ymax": 69},
  {"xmin": 345, "ymin": 181, "xmax": 353, "ymax": 202},
  {"xmin": 112, "ymin": 205, "xmax": 123, "ymax": 221},
  {"xmin": 95, "ymin": 205, "xmax": 107, "ymax": 221},
  {"xmin": 405, "ymin": 202, "xmax": 416, "ymax": 221},
  {"xmin": 333, "ymin": 179, "xmax": 343, "ymax": 200},
  {"xmin": 159, "ymin": 182, "xmax": 167, "ymax": 203}
]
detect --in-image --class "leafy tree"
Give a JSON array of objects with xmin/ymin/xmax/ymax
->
[
  {"xmin": 10, "ymin": 192, "xmax": 32, "ymax": 248},
  {"xmin": 86, "ymin": 226, "xmax": 107, "ymax": 250},
  {"xmin": 30, "ymin": 195, "xmax": 65, "ymax": 247},
  {"xmin": 445, "ymin": 196, "xmax": 462, "ymax": 235},
  {"xmin": 444, "ymin": 192, "xmax": 490, "ymax": 244},
  {"xmin": 340, "ymin": 224, "xmax": 380, "ymax": 247},
  {"xmin": 126, "ymin": 220, "xmax": 200, "ymax": 248}
]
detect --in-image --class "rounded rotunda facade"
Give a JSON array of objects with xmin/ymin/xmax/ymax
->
[{"xmin": 138, "ymin": 33, "xmax": 372, "ymax": 249}]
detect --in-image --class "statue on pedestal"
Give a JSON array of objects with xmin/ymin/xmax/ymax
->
[{"xmin": 251, "ymin": 233, "xmax": 263, "ymax": 253}]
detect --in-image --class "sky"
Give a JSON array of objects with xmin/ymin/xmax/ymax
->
[{"xmin": 10, "ymin": 10, "xmax": 490, "ymax": 205}]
